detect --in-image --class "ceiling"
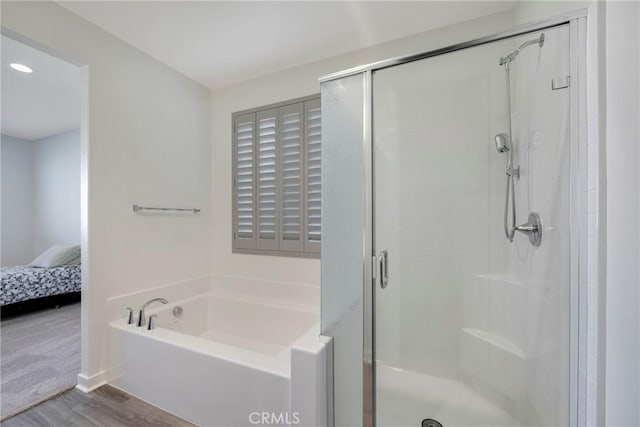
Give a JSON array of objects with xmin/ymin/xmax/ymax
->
[
  {"xmin": 59, "ymin": 1, "xmax": 515, "ymax": 90},
  {"xmin": 1, "ymin": 35, "xmax": 81, "ymax": 141},
  {"xmin": 1, "ymin": 2, "xmax": 514, "ymax": 140}
]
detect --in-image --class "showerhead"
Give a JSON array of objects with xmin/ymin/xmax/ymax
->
[{"xmin": 494, "ymin": 133, "xmax": 509, "ymax": 153}]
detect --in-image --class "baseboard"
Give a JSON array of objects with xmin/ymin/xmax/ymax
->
[{"xmin": 76, "ymin": 371, "xmax": 107, "ymax": 393}]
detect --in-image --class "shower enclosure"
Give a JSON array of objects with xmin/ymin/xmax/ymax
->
[{"xmin": 321, "ymin": 15, "xmax": 586, "ymax": 427}]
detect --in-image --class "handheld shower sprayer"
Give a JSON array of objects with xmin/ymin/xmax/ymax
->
[
  {"xmin": 494, "ymin": 32, "xmax": 545, "ymax": 247},
  {"xmin": 494, "ymin": 133, "xmax": 509, "ymax": 153}
]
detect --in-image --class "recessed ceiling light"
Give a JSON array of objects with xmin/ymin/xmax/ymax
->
[{"xmin": 10, "ymin": 63, "xmax": 33, "ymax": 73}]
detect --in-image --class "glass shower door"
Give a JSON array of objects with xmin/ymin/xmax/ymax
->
[{"xmin": 373, "ymin": 25, "xmax": 571, "ymax": 427}]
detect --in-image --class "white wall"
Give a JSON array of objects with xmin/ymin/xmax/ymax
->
[
  {"xmin": 514, "ymin": 1, "xmax": 589, "ymax": 23},
  {"xmin": 1, "ymin": 1, "xmax": 212, "ymax": 387},
  {"xmin": 604, "ymin": 2, "xmax": 640, "ymax": 426},
  {"xmin": 32, "ymin": 129, "xmax": 81, "ymax": 256},
  {"xmin": 1, "ymin": 134, "xmax": 34, "ymax": 266},
  {"xmin": 210, "ymin": 9, "xmax": 516, "ymax": 288},
  {"xmin": 1, "ymin": 130, "xmax": 80, "ymax": 266}
]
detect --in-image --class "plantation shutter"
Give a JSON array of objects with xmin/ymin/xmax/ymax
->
[
  {"xmin": 256, "ymin": 109, "xmax": 279, "ymax": 250},
  {"xmin": 304, "ymin": 98, "xmax": 321, "ymax": 253},
  {"xmin": 232, "ymin": 95, "xmax": 321, "ymax": 256},
  {"xmin": 233, "ymin": 113, "xmax": 257, "ymax": 249},
  {"xmin": 278, "ymin": 103, "xmax": 304, "ymax": 252}
]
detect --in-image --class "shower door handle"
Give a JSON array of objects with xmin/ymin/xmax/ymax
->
[{"xmin": 379, "ymin": 250, "xmax": 389, "ymax": 288}]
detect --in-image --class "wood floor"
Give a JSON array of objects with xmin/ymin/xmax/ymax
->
[{"xmin": 1, "ymin": 385, "xmax": 195, "ymax": 427}]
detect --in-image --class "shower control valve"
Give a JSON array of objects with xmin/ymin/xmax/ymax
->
[{"xmin": 515, "ymin": 212, "xmax": 543, "ymax": 246}]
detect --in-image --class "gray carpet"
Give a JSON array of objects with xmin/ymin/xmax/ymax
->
[{"xmin": 0, "ymin": 303, "xmax": 81, "ymax": 420}]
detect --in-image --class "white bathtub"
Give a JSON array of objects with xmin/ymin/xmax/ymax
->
[{"xmin": 108, "ymin": 292, "xmax": 327, "ymax": 426}]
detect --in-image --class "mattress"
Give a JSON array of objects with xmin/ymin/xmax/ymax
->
[{"xmin": 0, "ymin": 265, "xmax": 81, "ymax": 306}]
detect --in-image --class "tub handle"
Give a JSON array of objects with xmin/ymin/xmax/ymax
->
[
  {"xmin": 125, "ymin": 307, "xmax": 134, "ymax": 325},
  {"xmin": 147, "ymin": 314, "xmax": 158, "ymax": 331}
]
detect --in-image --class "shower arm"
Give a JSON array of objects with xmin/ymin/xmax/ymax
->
[{"xmin": 499, "ymin": 33, "xmax": 545, "ymax": 67}]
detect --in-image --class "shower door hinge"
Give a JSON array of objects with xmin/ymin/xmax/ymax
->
[{"xmin": 552, "ymin": 75, "xmax": 570, "ymax": 90}]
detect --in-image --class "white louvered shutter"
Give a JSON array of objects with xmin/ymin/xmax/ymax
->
[
  {"xmin": 233, "ymin": 113, "xmax": 256, "ymax": 249},
  {"xmin": 304, "ymin": 98, "xmax": 321, "ymax": 253},
  {"xmin": 256, "ymin": 109, "xmax": 279, "ymax": 250},
  {"xmin": 278, "ymin": 103, "xmax": 304, "ymax": 252}
]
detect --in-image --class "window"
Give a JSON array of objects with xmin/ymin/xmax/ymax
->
[{"xmin": 232, "ymin": 95, "xmax": 321, "ymax": 257}]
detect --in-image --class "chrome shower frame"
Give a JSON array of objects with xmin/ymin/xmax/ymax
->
[{"xmin": 320, "ymin": 9, "xmax": 588, "ymax": 427}]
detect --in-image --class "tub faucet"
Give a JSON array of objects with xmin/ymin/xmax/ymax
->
[{"xmin": 136, "ymin": 298, "xmax": 168, "ymax": 327}]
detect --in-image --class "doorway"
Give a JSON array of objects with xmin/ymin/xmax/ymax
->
[{"xmin": 1, "ymin": 34, "xmax": 84, "ymax": 420}]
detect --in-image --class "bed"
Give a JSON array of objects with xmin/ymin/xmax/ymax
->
[{"xmin": 1, "ymin": 265, "xmax": 81, "ymax": 317}]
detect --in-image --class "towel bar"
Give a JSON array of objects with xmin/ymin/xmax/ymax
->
[{"xmin": 132, "ymin": 204, "xmax": 200, "ymax": 214}]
